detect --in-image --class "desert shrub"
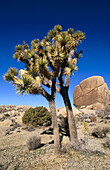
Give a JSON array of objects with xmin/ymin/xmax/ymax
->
[
  {"xmin": 81, "ymin": 112, "xmax": 85, "ymax": 116},
  {"xmin": 22, "ymin": 106, "xmax": 51, "ymax": 127},
  {"xmin": 96, "ymin": 110, "xmax": 104, "ymax": 118},
  {"xmin": 61, "ymin": 136, "xmax": 70, "ymax": 153},
  {"xmin": 4, "ymin": 113, "xmax": 10, "ymax": 117},
  {"xmin": 26, "ymin": 134, "xmax": 41, "ymax": 150},
  {"xmin": 0, "ymin": 106, "xmax": 7, "ymax": 113},
  {"xmin": 27, "ymin": 125, "xmax": 35, "ymax": 132},
  {"xmin": 61, "ymin": 136, "xmax": 81, "ymax": 153},
  {"xmin": 91, "ymin": 126, "xmax": 110, "ymax": 138},
  {"xmin": 90, "ymin": 116, "xmax": 96, "ymax": 122},
  {"xmin": 102, "ymin": 138, "xmax": 110, "ymax": 148}
]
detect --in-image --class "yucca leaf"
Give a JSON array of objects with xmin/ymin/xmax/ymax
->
[
  {"xmin": 15, "ymin": 45, "xmax": 22, "ymax": 51},
  {"xmin": 67, "ymin": 28, "xmax": 74, "ymax": 34},
  {"xmin": 4, "ymin": 67, "xmax": 18, "ymax": 82},
  {"xmin": 54, "ymin": 25, "xmax": 62, "ymax": 32},
  {"xmin": 23, "ymin": 44, "xmax": 29, "ymax": 49},
  {"xmin": 48, "ymin": 29, "xmax": 56, "ymax": 38},
  {"xmin": 72, "ymin": 31, "xmax": 85, "ymax": 40},
  {"xmin": 13, "ymin": 52, "xmax": 19, "ymax": 59}
]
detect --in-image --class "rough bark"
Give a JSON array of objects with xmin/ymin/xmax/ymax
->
[
  {"xmin": 61, "ymin": 87, "xmax": 81, "ymax": 150},
  {"xmin": 49, "ymin": 100, "xmax": 60, "ymax": 154},
  {"xmin": 40, "ymin": 72, "xmax": 61, "ymax": 154}
]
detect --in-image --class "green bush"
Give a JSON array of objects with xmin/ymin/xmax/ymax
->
[
  {"xmin": 22, "ymin": 106, "xmax": 52, "ymax": 127},
  {"xmin": 4, "ymin": 113, "xmax": 10, "ymax": 117}
]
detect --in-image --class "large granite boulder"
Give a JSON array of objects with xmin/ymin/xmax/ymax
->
[
  {"xmin": 56, "ymin": 107, "xmax": 80, "ymax": 117},
  {"xmin": 73, "ymin": 76, "xmax": 110, "ymax": 109}
]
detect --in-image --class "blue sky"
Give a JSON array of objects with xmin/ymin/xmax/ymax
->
[{"xmin": 0, "ymin": 0, "xmax": 110, "ymax": 108}]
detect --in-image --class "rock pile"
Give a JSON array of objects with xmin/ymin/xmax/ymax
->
[
  {"xmin": 96, "ymin": 106, "xmax": 110, "ymax": 123},
  {"xmin": 0, "ymin": 105, "xmax": 31, "ymax": 120},
  {"xmin": 4, "ymin": 122, "xmax": 22, "ymax": 135},
  {"xmin": 0, "ymin": 105, "xmax": 32, "ymax": 135},
  {"xmin": 73, "ymin": 106, "xmax": 110, "ymax": 129},
  {"xmin": 57, "ymin": 107, "xmax": 80, "ymax": 117},
  {"xmin": 73, "ymin": 76, "xmax": 110, "ymax": 110}
]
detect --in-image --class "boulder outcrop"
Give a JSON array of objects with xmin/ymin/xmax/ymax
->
[
  {"xmin": 56, "ymin": 107, "xmax": 80, "ymax": 117},
  {"xmin": 73, "ymin": 76, "xmax": 110, "ymax": 109}
]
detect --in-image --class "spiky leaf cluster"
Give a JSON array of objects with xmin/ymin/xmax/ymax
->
[
  {"xmin": 4, "ymin": 67, "xmax": 18, "ymax": 82},
  {"xmin": 58, "ymin": 32, "xmax": 70, "ymax": 46},
  {"xmin": 48, "ymin": 30, "xmax": 56, "ymax": 39},
  {"xmin": 38, "ymin": 58, "xmax": 48, "ymax": 69},
  {"xmin": 16, "ymin": 74, "xmax": 34, "ymax": 95},
  {"xmin": 67, "ymin": 28, "xmax": 74, "ymax": 34},
  {"xmin": 4, "ymin": 25, "xmax": 85, "ymax": 96},
  {"xmin": 21, "ymin": 74, "xmax": 33, "ymax": 86},
  {"xmin": 72, "ymin": 31, "xmax": 85, "ymax": 40},
  {"xmin": 29, "ymin": 66, "xmax": 38, "ymax": 77},
  {"xmin": 13, "ymin": 52, "xmax": 19, "ymax": 59},
  {"xmin": 31, "ymin": 39, "xmax": 40, "ymax": 45},
  {"xmin": 41, "ymin": 37, "xmax": 50, "ymax": 47},
  {"xmin": 12, "ymin": 25, "xmax": 85, "ymax": 79},
  {"xmin": 15, "ymin": 45, "xmax": 22, "ymax": 51},
  {"xmin": 23, "ymin": 44, "xmax": 29, "ymax": 49},
  {"xmin": 54, "ymin": 25, "xmax": 62, "ymax": 32}
]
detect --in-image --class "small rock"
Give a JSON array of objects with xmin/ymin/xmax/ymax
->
[
  {"xmin": 16, "ymin": 128, "xmax": 21, "ymax": 133},
  {"xmin": 96, "ymin": 110, "xmax": 104, "ymax": 118},
  {"xmin": 13, "ymin": 122, "xmax": 21, "ymax": 128},
  {"xmin": 41, "ymin": 127, "xmax": 53, "ymax": 135},
  {"xmin": 99, "ymin": 119, "xmax": 104, "ymax": 123},
  {"xmin": 12, "ymin": 114, "xmax": 17, "ymax": 117},
  {"xmin": 0, "ymin": 116, "xmax": 5, "ymax": 121},
  {"xmin": 4, "ymin": 131, "xmax": 10, "ymax": 135},
  {"xmin": 9, "ymin": 131, "xmax": 13, "ymax": 134},
  {"xmin": 89, "ymin": 114, "xmax": 95, "ymax": 119},
  {"xmin": 4, "ymin": 128, "xmax": 11, "ymax": 135},
  {"xmin": 104, "ymin": 115, "xmax": 110, "ymax": 119},
  {"xmin": 10, "ymin": 123, "xmax": 14, "ymax": 126},
  {"xmin": 82, "ymin": 114, "xmax": 89, "ymax": 119},
  {"xmin": 22, "ymin": 126, "xmax": 28, "ymax": 130},
  {"xmin": 27, "ymin": 125, "xmax": 35, "ymax": 132},
  {"xmin": 80, "ymin": 105, "xmax": 86, "ymax": 109},
  {"xmin": 83, "ymin": 119, "xmax": 90, "ymax": 123},
  {"xmin": 11, "ymin": 127, "xmax": 16, "ymax": 131},
  {"xmin": 10, "ymin": 118, "xmax": 15, "ymax": 123},
  {"xmin": 102, "ymin": 138, "xmax": 110, "ymax": 148},
  {"xmin": 89, "ymin": 122, "xmax": 95, "ymax": 126}
]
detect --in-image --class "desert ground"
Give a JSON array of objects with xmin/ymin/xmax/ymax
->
[{"xmin": 0, "ymin": 105, "xmax": 110, "ymax": 170}]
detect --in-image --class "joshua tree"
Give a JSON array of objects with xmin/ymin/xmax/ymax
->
[
  {"xmin": 4, "ymin": 41, "xmax": 60, "ymax": 154},
  {"xmin": 55, "ymin": 29, "xmax": 85, "ymax": 149},
  {"xmin": 4, "ymin": 25, "xmax": 85, "ymax": 152},
  {"xmin": 44, "ymin": 25, "xmax": 85, "ymax": 149}
]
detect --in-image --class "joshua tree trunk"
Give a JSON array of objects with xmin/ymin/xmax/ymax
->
[
  {"xmin": 60, "ymin": 87, "xmax": 81, "ymax": 149},
  {"xmin": 41, "ymin": 86, "xmax": 60, "ymax": 154},
  {"xmin": 49, "ymin": 99, "xmax": 60, "ymax": 154}
]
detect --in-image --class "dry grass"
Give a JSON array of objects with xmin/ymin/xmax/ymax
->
[
  {"xmin": 26, "ymin": 134, "xmax": 41, "ymax": 150},
  {"xmin": 0, "ymin": 113, "xmax": 110, "ymax": 169}
]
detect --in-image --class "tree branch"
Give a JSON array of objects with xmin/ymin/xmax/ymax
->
[
  {"xmin": 41, "ymin": 88, "xmax": 51, "ymax": 101},
  {"xmin": 65, "ymin": 74, "xmax": 70, "ymax": 87},
  {"xmin": 51, "ymin": 72, "xmax": 56, "ymax": 100},
  {"xmin": 68, "ymin": 49, "xmax": 74, "ymax": 63},
  {"xmin": 56, "ymin": 85, "xmax": 60, "ymax": 93},
  {"xmin": 58, "ymin": 67, "xmax": 64, "ymax": 89}
]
